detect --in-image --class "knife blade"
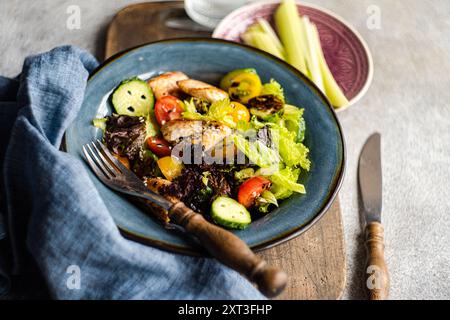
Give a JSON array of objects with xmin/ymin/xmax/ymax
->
[
  {"xmin": 358, "ymin": 133, "xmax": 382, "ymax": 223},
  {"xmin": 358, "ymin": 133, "xmax": 389, "ymax": 300}
]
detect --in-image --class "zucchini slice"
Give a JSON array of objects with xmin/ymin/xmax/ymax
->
[
  {"xmin": 211, "ymin": 196, "xmax": 251, "ymax": 230},
  {"xmin": 111, "ymin": 78, "xmax": 154, "ymax": 117},
  {"xmin": 248, "ymin": 94, "xmax": 284, "ymax": 120}
]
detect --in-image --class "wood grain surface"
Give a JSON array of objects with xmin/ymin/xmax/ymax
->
[
  {"xmin": 105, "ymin": 1, "xmax": 210, "ymax": 56},
  {"xmin": 104, "ymin": 1, "xmax": 346, "ymax": 300},
  {"xmin": 260, "ymin": 199, "xmax": 346, "ymax": 300}
]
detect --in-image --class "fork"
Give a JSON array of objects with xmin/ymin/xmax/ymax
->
[{"xmin": 82, "ymin": 140, "xmax": 287, "ymax": 298}]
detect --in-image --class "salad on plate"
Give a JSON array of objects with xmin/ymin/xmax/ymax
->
[{"xmin": 93, "ymin": 68, "xmax": 310, "ymax": 230}]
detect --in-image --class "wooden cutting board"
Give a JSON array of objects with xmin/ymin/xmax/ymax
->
[{"xmin": 104, "ymin": 1, "xmax": 346, "ymax": 300}]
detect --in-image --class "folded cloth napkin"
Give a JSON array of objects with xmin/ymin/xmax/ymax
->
[{"xmin": 0, "ymin": 46, "xmax": 264, "ymax": 299}]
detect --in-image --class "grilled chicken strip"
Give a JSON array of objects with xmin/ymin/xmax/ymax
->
[
  {"xmin": 147, "ymin": 71, "xmax": 188, "ymax": 99},
  {"xmin": 177, "ymin": 79, "xmax": 228, "ymax": 103},
  {"xmin": 161, "ymin": 119, "xmax": 232, "ymax": 152},
  {"xmin": 146, "ymin": 177, "xmax": 178, "ymax": 203},
  {"xmin": 144, "ymin": 177, "xmax": 178, "ymax": 224}
]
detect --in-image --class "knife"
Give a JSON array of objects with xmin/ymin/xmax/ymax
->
[{"xmin": 358, "ymin": 133, "xmax": 390, "ymax": 300}]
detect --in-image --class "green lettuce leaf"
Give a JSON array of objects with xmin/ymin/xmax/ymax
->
[
  {"xmin": 256, "ymin": 190, "xmax": 279, "ymax": 213},
  {"xmin": 255, "ymin": 163, "xmax": 283, "ymax": 176},
  {"xmin": 270, "ymin": 124, "xmax": 310, "ymax": 170},
  {"xmin": 270, "ymin": 167, "xmax": 305, "ymax": 199},
  {"xmin": 233, "ymin": 134, "xmax": 280, "ymax": 168},
  {"xmin": 261, "ymin": 79, "xmax": 285, "ymax": 102},
  {"xmin": 250, "ymin": 115, "xmax": 269, "ymax": 129},
  {"xmin": 282, "ymin": 104, "xmax": 305, "ymax": 142}
]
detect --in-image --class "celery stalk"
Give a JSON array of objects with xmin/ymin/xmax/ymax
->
[
  {"xmin": 246, "ymin": 22, "xmax": 263, "ymax": 33},
  {"xmin": 242, "ymin": 29, "xmax": 286, "ymax": 60},
  {"xmin": 274, "ymin": 0, "xmax": 308, "ymax": 76},
  {"xmin": 302, "ymin": 16, "xmax": 325, "ymax": 93},
  {"xmin": 310, "ymin": 23, "xmax": 349, "ymax": 108},
  {"xmin": 256, "ymin": 18, "xmax": 286, "ymax": 57},
  {"xmin": 252, "ymin": 32, "xmax": 286, "ymax": 60},
  {"xmin": 241, "ymin": 31, "xmax": 256, "ymax": 47},
  {"xmin": 296, "ymin": 10, "xmax": 311, "ymax": 68}
]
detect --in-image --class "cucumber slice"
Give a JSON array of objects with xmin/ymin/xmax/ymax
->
[
  {"xmin": 111, "ymin": 78, "xmax": 154, "ymax": 117},
  {"xmin": 211, "ymin": 196, "xmax": 251, "ymax": 230}
]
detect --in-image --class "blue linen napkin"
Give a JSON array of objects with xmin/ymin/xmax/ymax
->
[{"xmin": 0, "ymin": 46, "xmax": 264, "ymax": 299}]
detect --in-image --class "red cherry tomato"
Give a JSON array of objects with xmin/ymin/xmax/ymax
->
[
  {"xmin": 237, "ymin": 176, "xmax": 271, "ymax": 208},
  {"xmin": 146, "ymin": 137, "xmax": 172, "ymax": 158},
  {"xmin": 154, "ymin": 96, "xmax": 184, "ymax": 125}
]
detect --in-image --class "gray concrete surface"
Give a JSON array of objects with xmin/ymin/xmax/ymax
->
[{"xmin": 1, "ymin": 0, "xmax": 449, "ymax": 300}]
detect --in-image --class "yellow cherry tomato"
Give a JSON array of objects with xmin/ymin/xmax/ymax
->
[
  {"xmin": 220, "ymin": 68, "xmax": 257, "ymax": 91},
  {"xmin": 157, "ymin": 156, "xmax": 183, "ymax": 181},
  {"xmin": 229, "ymin": 102, "xmax": 250, "ymax": 123},
  {"xmin": 228, "ymin": 72, "xmax": 262, "ymax": 104}
]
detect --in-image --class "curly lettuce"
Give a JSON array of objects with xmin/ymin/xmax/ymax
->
[
  {"xmin": 256, "ymin": 190, "xmax": 279, "ymax": 213},
  {"xmin": 269, "ymin": 123, "xmax": 310, "ymax": 170},
  {"xmin": 261, "ymin": 79, "xmax": 285, "ymax": 102},
  {"xmin": 282, "ymin": 104, "xmax": 305, "ymax": 142},
  {"xmin": 270, "ymin": 167, "xmax": 305, "ymax": 199},
  {"xmin": 233, "ymin": 134, "xmax": 280, "ymax": 168}
]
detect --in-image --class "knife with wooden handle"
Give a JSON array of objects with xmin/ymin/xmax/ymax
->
[{"xmin": 358, "ymin": 133, "xmax": 390, "ymax": 300}]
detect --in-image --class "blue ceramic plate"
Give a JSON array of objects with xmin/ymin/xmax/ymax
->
[{"xmin": 65, "ymin": 38, "xmax": 345, "ymax": 255}]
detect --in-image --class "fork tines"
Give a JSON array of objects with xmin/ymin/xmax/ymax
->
[{"xmin": 82, "ymin": 140, "xmax": 124, "ymax": 180}]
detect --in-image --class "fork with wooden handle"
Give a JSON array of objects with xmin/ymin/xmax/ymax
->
[{"xmin": 82, "ymin": 140, "xmax": 288, "ymax": 298}]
